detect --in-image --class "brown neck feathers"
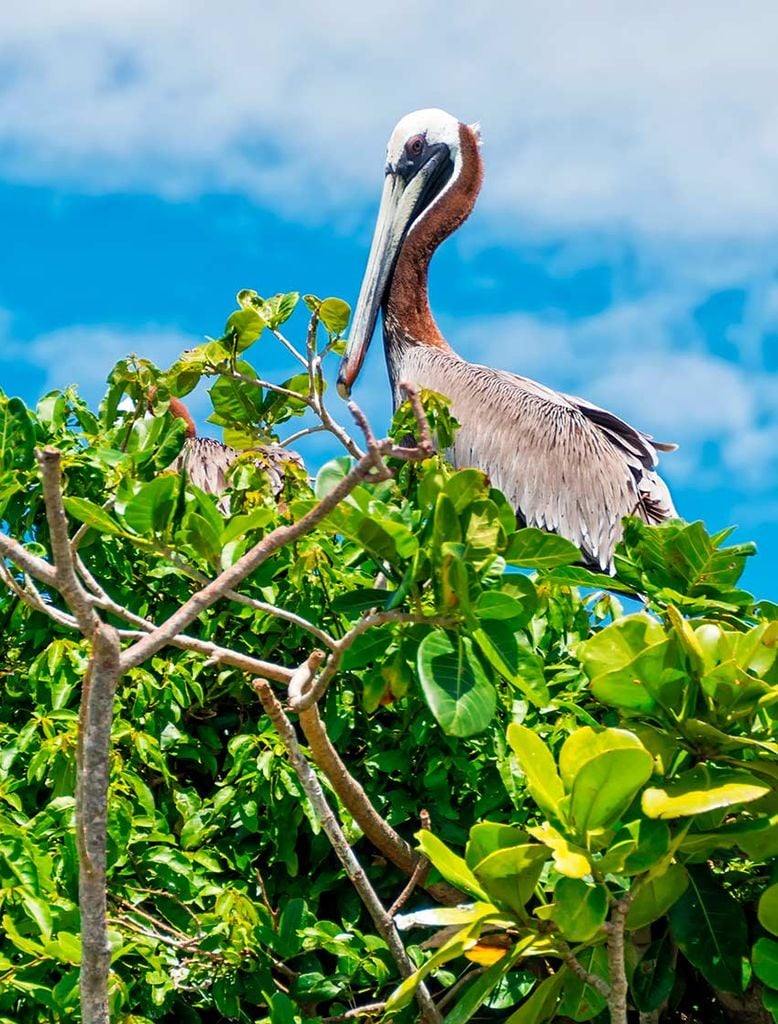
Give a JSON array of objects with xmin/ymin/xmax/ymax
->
[
  {"xmin": 168, "ymin": 396, "xmax": 197, "ymax": 438},
  {"xmin": 386, "ymin": 123, "xmax": 483, "ymax": 346}
]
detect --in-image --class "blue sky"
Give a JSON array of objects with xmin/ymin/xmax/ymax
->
[{"xmin": 1, "ymin": 3, "xmax": 777, "ymax": 596}]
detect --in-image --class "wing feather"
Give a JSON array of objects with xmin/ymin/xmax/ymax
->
[{"xmin": 394, "ymin": 345, "xmax": 677, "ymax": 570}]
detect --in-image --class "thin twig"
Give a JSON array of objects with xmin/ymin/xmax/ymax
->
[
  {"xmin": 280, "ymin": 424, "xmax": 327, "ymax": 448},
  {"xmin": 253, "ymin": 679, "xmax": 442, "ymax": 1024},
  {"xmin": 271, "ymin": 327, "xmax": 308, "ymax": 368},
  {"xmin": 320, "ymin": 1002, "xmax": 387, "ymax": 1023},
  {"xmin": 398, "ymin": 381, "xmax": 433, "ymax": 452},
  {"xmin": 153, "ymin": 550, "xmax": 337, "ymax": 649},
  {"xmin": 0, "ymin": 562, "xmax": 78, "ymax": 629},
  {"xmin": 387, "ymin": 810, "xmax": 432, "ymax": 917},
  {"xmin": 116, "ymin": 629, "xmax": 294, "ymax": 684},
  {"xmin": 290, "ymin": 611, "xmax": 454, "ymax": 713},
  {"xmin": 255, "ymin": 865, "xmax": 279, "ymax": 928},
  {"xmin": 435, "ymin": 966, "xmax": 487, "ymax": 1014}
]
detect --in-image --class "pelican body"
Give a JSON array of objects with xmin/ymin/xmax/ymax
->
[
  {"xmin": 163, "ymin": 396, "xmax": 303, "ymax": 505},
  {"xmin": 337, "ymin": 109, "xmax": 676, "ymax": 570}
]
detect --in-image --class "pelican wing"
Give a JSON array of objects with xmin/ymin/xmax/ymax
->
[
  {"xmin": 171, "ymin": 438, "xmax": 239, "ymax": 496},
  {"xmin": 395, "ymin": 346, "xmax": 676, "ymax": 570}
]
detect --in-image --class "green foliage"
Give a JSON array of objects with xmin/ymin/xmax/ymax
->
[{"xmin": 0, "ymin": 291, "xmax": 776, "ymax": 1024}]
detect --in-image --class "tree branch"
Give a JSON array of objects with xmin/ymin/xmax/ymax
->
[
  {"xmin": 606, "ymin": 896, "xmax": 632, "ymax": 1024},
  {"xmin": 559, "ymin": 943, "xmax": 611, "ymax": 1000},
  {"xmin": 290, "ymin": 611, "xmax": 454, "ymax": 713},
  {"xmin": 118, "ymin": 435, "xmax": 414, "ymax": 674},
  {"xmin": 387, "ymin": 810, "xmax": 431, "ymax": 917},
  {"xmin": 0, "ymin": 528, "xmax": 58, "ymax": 590},
  {"xmin": 36, "ymin": 447, "xmax": 100, "ymax": 636},
  {"xmin": 253, "ymin": 679, "xmax": 442, "ymax": 1024},
  {"xmin": 77, "ymin": 622, "xmax": 122, "ymax": 1024},
  {"xmin": 296, "ymin": 695, "xmax": 464, "ymax": 906}
]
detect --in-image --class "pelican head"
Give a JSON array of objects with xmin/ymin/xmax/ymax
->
[{"xmin": 337, "ymin": 108, "xmax": 473, "ymax": 397}]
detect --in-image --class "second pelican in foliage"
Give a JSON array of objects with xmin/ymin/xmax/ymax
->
[{"xmin": 338, "ymin": 108, "xmax": 677, "ymax": 570}]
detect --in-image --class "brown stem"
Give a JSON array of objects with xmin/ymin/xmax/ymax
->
[
  {"xmin": 607, "ymin": 897, "xmax": 631, "ymax": 1024},
  {"xmin": 253, "ymin": 679, "xmax": 442, "ymax": 1024},
  {"xmin": 320, "ymin": 1002, "xmax": 387, "ymax": 1022},
  {"xmin": 387, "ymin": 810, "xmax": 431, "ymax": 917},
  {"xmin": 559, "ymin": 944, "xmax": 610, "ymax": 1000},
  {"xmin": 297, "ymin": 698, "xmax": 463, "ymax": 906},
  {"xmin": 77, "ymin": 623, "xmax": 122, "ymax": 1024}
]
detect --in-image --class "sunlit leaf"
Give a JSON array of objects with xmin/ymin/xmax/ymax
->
[
  {"xmin": 506, "ymin": 724, "xmax": 564, "ymax": 822},
  {"xmin": 642, "ymin": 765, "xmax": 770, "ymax": 819}
]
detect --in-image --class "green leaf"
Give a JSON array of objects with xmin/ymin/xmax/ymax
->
[
  {"xmin": 209, "ymin": 370, "xmax": 264, "ymax": 425},
  {"xmin": 577, "ymin": 614, "xmax": 670, "ymax": 713},
  {"xmin": 506, "ymin": 724, "xmax": 565, "ymax": 822},
  {"xmin": 613, "ymin": 818, "xmax": 671, "ymax": 875},
  {"xmin": 626, "ymin": 863, "xmax": 689, "ymax": 930},
  {"xmin": 387, "ymin": 915, "xmax": 492, "ymax": 1012},
  {"xmin": 631, "ymin": 931, "xmax": 676, "ymax": 1012},
  {"xmin": 475, "ymin": 592, "xmax": 528, "ymax": 622},
  {"xmin": 550, "ymin": 878, "xmax": 609, "ymax": 942},
  {"xmin": 668, "ymin": 863, "xmax": 747, "ymax": 994},
  {"xmin": 505, "ymin": 528, "xmax": 580, "ymax": 569},
  {"xmin": 642, "ymin": 765, "xmax": 770, "ymax": 819},
  {"xmin": 762, "ymin": 986, "xmax": 778, "ymax": 1021},
  {"xmin": 546, "ymin": 564, "xmax": 636, "ymax": 594},
  {"xmin": 443, "ymin": 936, "xmax": 535, "ymax": 1024},
  {"xmin": 559, "ymin": 727, "xmax": 648, "ymax": 791},
  {"xmin": 433, "ymin": 493, "xmax": 463, "ymax": 549},
  {"xmin": 473, "ymin": 622, "xmax": 549, "ymax": 706},
  {"xmin": 123, "ymin": 476, "xmax": 179, "ymax": 535},
  {"xmin": 466, "ymin": 823, "xmax": 530, "ymax": 870},
  {"xmin": 505, "ymin": 969, "xmax": 565, "ymax": 1024},
  {"xmin": 259, "ymin": 291, "xmax": 299, "ymax": 328},
  {"xmin": 416, "ymin": 831, "xmax": 489, "ymax": 900},
  {"xmin": 473, "ymin": 844, "xmax": 550, "ymax": 914},
  {"xmin": 276, "ymin": 898, "xmax": 306, "ymax": 957},
  {"xmin": 557, "ymin": 946, "xmax": 608, "ymax": 1021},
  {"xmin": 318, "ymin": 297, "xmax": 351, "ymax": 335},
  {"xmin": 270, "ymin": 991, "xmax": 299, "ymax": 1024},
  {"xmin": 759, "ymin": 884, "xmax": 778, "ymax": 937},
  {"xmin": 225, "ymin": 307, "xmax": 266, "ymax": 352},
  {"xmin": 753, "ymin": 938, "xmax": 778, "ymax": 989},
  {"xmin": 63, "ymin": 497, "xmax": 128, "ymax": 538},
  {"xmin": 220, "ymin": 507, "xmax": 274, "ymax": 545},
  {"xmin": 417, "ymin": 632, "xmax": 497, "ymax": 737},
  {"xmin": 443, "ymin": 469, "xmax": 489, "ymax": 512},
  {"xmin": 527, "ymin": 822, "xmax": 591, "ymax": 878},
  {"xmin": 568, "ymin": 747, "xmax": 654, "ymax": 834}
]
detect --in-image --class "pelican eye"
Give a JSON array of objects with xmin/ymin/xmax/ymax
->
[{"xmin": 405, "ymin": 134, "xmax": 425, "ymax": 158}]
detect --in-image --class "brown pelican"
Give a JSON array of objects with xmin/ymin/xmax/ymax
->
[
  {"xmin": 159, "ymin": 395, "xmax": 304, "ymax": 504},
  {"xmin": 337, "ymin": 109, "xmax": 677, "ymax": 570}
]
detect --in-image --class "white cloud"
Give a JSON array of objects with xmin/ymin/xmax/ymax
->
[
  {"xmin": 0, "ymin": 319, "xmax": 203, "ymax": 407},
  {"xmin": 3, "ymin": 2, "xmax": 778, "ymax": 242}
]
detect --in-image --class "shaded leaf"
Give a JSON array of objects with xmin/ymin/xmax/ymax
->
[
  {"xmin": 668, "ymin": 864, "xmax": 747, "ymax": 994},
  {"xmin": 418, "ymin": 632, "xmax": 496, "ymax": 737}
]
